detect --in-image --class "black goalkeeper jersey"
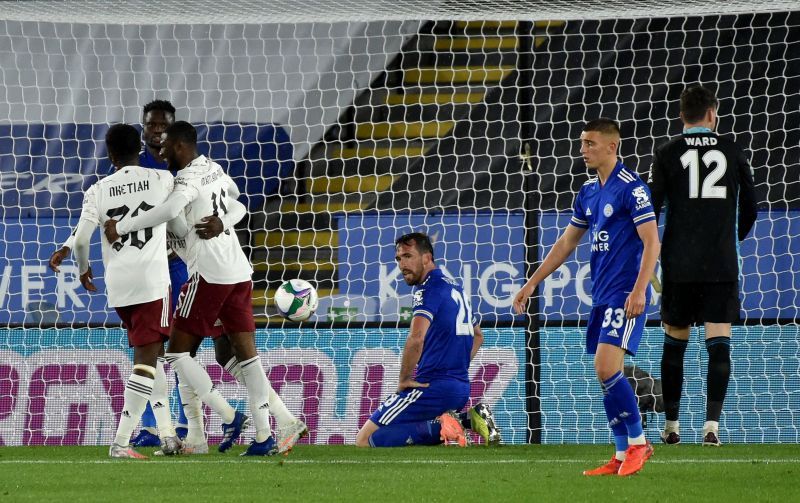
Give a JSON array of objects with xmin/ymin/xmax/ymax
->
[{"xmin": 648, "ymin": 131, "xmax": 758, "ymax": 283}]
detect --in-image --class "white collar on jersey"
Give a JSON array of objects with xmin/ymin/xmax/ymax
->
[{"xmin": 185, "ymin": 155, "xmax": 209, "ymax": 169}]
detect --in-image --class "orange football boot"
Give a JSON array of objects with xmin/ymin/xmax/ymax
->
[{"xmin": 618, "ymin": 441, "xmax": 654, "ymax": 476}]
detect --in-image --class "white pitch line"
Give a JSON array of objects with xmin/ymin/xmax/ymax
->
[{"xmin": 0, "ymin": 458, "xmax": 799, "ymax": 465}]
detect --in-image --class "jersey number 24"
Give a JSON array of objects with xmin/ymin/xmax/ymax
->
[{"xmin": 450, "ymin": 289, "xmax": 474, "ymax": 337}]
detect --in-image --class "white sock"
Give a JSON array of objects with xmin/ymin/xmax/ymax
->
[
  {"xmin": 178, "ymin": 380, "xmax": 206, "ymax": 445},
  {"xmin": 239, "ymin": 356, "xmax": 273, "ymax": 442},
  {"xmin": 166, "ymin": 352, "xmax": 235, "ymax": 424},
  {"xmin": 615, "ymin": 451, "xmax": 626, "ymax": 462},
  {"xmin": 150, "ymin": 357, "xmax": 176, "ymax": 438},
  {"xmin": 628, "ymin": 434, "xmax": 646, "ymax": 446},
  {"xmin": 704, "ymin": 420, "xmax": 719, "ymax": 433},
  {"xmin": 115, "ymin": 373, "xmax": 154, "ymax": 447},
  {"xmin": 665, "ymin": 420, "xmax": 680, "ymax": 432},
  {"xmin": 226, "ymin": 356, "xmax": 295, "ymax": 429},
  {"xmin": 268, "ymin": 385, "xmax": 296, "ymax": 429},
  {"xmin": 224, "ymin": 356, "xmax": 244, "ymax": 382}
]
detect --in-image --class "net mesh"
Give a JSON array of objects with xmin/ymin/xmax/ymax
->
[{"xmin": 0, "ymin": 1, "xmax": 797, "ymax": 445}]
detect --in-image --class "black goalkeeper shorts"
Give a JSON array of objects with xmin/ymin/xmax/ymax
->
[{"xmin": 661, "ymin": 281, "xmax": 741, "ymax": 326}]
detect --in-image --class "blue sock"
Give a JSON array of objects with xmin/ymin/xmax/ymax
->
[
  {"xmin": 603, "ymin": 371, "xmax": 643, "ymax": 439},
  {"xmin": 369, "ymin": 420, "xmax": 442, "ymax": 447},
  {"xmin": 603, "ymin": 394, "xmax": 628, "ymax": 452},
  {"xmin": 141, "ymin": 401, "xmax": 157, "ymax": 429},
  {"xmin": 175, "ymin": 374, "xmax": 188, "ymax": 427}
]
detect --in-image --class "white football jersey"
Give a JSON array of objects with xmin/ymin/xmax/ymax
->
[
  {"xmin": 80, "ymin": 165, "xmax": 173, "ymax": 307},
  {"xmin": 172, "ymin": 155, "xmax": 253, "ymax": 284}
]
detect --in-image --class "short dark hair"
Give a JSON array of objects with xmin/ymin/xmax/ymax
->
[
  {"xmin": 165, "ymin": 121, "xmax": 197, "ymax": 146},
  {"xmin": 142, "ymin": 99, "xmax": 176, "ymax": 118},
  {"xmin": 105, "ymin": 123, "xmax": 141, "ymax": 162},
  {"xmin": 583, "ymin": 118, "xmax": 620, "ymax": 137},
  {"xmin": 395, "ymin": 232, "xmax": 434, "ymax": 259},
  {"xmin": 680, "ymin": 85, "xmax": 718, "ymax": 123}
]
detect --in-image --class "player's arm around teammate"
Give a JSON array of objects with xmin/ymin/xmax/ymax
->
[{"xmin": 73, "ymin": 124, "xmax": 181, "ymax": 458}]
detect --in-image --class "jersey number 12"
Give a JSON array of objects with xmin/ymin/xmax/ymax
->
[{"xmin": 680, "ymin": 149, "xmax": 727, "ymax": 199}]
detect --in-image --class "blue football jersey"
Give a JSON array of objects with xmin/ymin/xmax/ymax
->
[
  {"xmin": 139, "ymin": 148, "xmax": 169, "ymax": 170},
  {"xmin": 139, "ymin": 146, "xmax": 187, "ymax": 297},
  {"xmin": 570, "ymin": 161, "xmax": 656, "ymax": 305},
  {"xmin": 411, "ymin": 269, "xmax": 476, "ymax": 384}
]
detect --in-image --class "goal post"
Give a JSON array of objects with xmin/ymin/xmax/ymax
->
[{"xmin": 0, "ymin": 1, "xmax": 797, "ymax": 446}]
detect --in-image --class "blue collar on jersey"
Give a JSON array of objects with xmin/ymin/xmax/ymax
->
[
  {"xmin": 419, "ymin": 267, "xmax": 442, "ymax": 286},
  {"xmin": 596, "ymin": 160, "xmax": 626, "ymax": 187},
  {"xmin": 683, "ymin": 126, "xmax": 713, "ymax": 134},
  {"xmin": 140, "ymin": 148, "xmax": 169, "ymax": 170}
]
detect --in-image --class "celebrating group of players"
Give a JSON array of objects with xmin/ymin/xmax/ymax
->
[
  {"xmin": 50, "ymin": 100, "xmax": 502, "ymax": 458},
  {"xmin": 48, "ymin": 83, "xmax": 756, "ymax": 471},
  {"xmin": 51, "ymin": 103, "xmax": 309, "ymax": 458}
]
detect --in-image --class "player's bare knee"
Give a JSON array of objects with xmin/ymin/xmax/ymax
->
[
  {"xmin": 168, "ymin": 327, "xmax": 198, "ymax": 353},
  {"xmin": 133, "ymin": 342, "xmax": 162, "ymax": 371},
  {"xmin": 132, "ymin": 364, "xmax": 156, "ymax": 378},
  {"xmin": 214, "ymin": 336, "xmax": 236, "ymax": 367},
  {"xmin": 355, "ymin": 420, "xmax": 378, "ymax": 447},
  {"xmin": 664, "ymin": 324, "xmax": 690, "ymax": 340},
  {"xmin": 594, "ymin": 360, "xmax": 619, "ymax": 382},
  {"xmin": 355, "ymin": 430, "xmax": 372, "ymax": 447},
  {"xmin": 226, "ymin": 332, "xmax": 257, "ymax": 361}
]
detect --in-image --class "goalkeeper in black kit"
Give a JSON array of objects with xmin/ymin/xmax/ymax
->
[{"xmin": 648, "ymin": 85, "xmax": 757, "ymax": 446}]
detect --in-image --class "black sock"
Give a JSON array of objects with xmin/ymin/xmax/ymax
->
[
  {"xmin": 661, "ymin": 333, "xmax": 688, "ymax": 422},
  {"xmin": 705, "ymin": 336, "xmax": 731, "ymax": 422},
  {"xmin": 458, "ymin": 411, "xmax": 472, "ymax": 430}
]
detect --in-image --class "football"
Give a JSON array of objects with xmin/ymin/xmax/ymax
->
[{"xmin": 274, "ymin": 279, "xmax": 319, "ymax": 322}]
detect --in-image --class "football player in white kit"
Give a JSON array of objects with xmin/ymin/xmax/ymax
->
[
  {"xmin": 105, "ymin": 121, "xmax": 301, "ymax": 456},
  {"xmin": 72, "ymin": 124, "xmax": 182, "ymax": 459}
]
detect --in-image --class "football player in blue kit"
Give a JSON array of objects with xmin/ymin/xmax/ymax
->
[
  {"xmin": 130, "ymin": 100, "xmax": 193, "ymax": 445},
  {"xmin": 355, "ymin": 233, "xmax": 501, "ymax": 448},
  {"xmin": 514, "ymin": 119, "xmax": 661, "ymax": 476}
]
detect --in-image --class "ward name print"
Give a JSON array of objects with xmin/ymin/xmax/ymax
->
[{"xmin": 684, "ymin": 135, "xmax": 718, "ymax": 147}]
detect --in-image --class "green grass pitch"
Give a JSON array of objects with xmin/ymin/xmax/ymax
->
[{"xmin": 0, "ymin": 444, "xmax": 796, "ymax": 501}]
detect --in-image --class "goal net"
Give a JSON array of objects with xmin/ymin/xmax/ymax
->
[{"xmin": 0, "ymin": 0, "xmax": 797, "ymax": 446}]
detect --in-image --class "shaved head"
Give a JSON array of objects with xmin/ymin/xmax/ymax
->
[{"xmin": 583, "ymin": 118, "xmax": 620, "ymax": 140}]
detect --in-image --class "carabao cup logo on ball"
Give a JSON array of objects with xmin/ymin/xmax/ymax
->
[{"xmin": 275, "ymin": 279, "xmax": 319, "ymax": 322}]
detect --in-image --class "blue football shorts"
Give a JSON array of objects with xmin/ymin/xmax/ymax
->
[
  {"xmin": 369, "ymin": 379, "xmax": 469, "ymax": 426},
  {"xmin": 168, "ymin": 255, "xmax": 189, "ymax": 313},
  {"xmin": 586, "ymin": 292, "xmax": 650, "ymax": 356}
]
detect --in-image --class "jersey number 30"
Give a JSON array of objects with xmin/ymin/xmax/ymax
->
[
  {"xmin": 450, "ymin": 289, "xmax": 474, "ymax": 337},
  {"xmin": 106, "ymin": 202, "xmax": 155, "ymax": 251}
]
